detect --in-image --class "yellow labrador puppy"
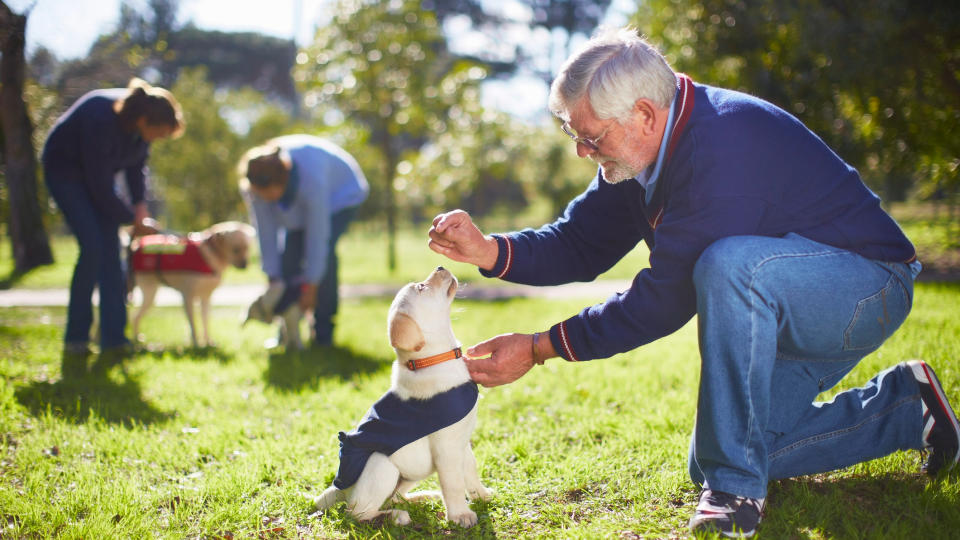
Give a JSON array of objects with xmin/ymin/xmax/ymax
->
[
  {"xmin": 242, "ymin": 281, "xmax": 305, "ymax": 350},
  {"xmin": 130, "ymin": 221, "xmax": 255, "ymax": 347},
  {"xmin": 314, "ymin": 267, "xmax": 491, "ymax": 527}
]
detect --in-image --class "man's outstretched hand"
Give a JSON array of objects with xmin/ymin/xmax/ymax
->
[{"xmin": 428, "ymin": 210, "xmax": 499, "ymax": 271}]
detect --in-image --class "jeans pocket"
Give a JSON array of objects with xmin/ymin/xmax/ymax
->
[{"xmin": 843, "ymin": 274, "xmax": 910, "ymax": 351}]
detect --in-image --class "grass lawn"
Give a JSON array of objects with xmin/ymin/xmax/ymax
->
[
  {"xmin": 2, "ymin": 201, "xmax": 955, "ymax": 291},
  {"xmin": 2, "ymin": 280, "xmax": 960, "ymax": 538},
  {"xmin": 0, "ymin": 221, "xmax": 652, "ymax": 291}
]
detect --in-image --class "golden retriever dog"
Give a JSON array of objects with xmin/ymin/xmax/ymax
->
[
  {"xmin": 242, "ymin": 281, "xmax": 305, "ymax": 350},
  {"xmin": 130, "ymin": 221, "xmax": 255, "ymax": 347},
  {"xmin": 314, "ymin": 267, "xmax": 491, "ymax": 527}
]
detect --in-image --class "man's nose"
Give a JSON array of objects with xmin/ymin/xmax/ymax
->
[{"xmin": 576, "ymin": 141, "xmax": 595, "ymax": 159}]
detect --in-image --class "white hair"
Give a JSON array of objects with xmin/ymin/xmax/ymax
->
[{"xmin": 549, "ymin": 27, "xmax": 677, "ymax": 123}]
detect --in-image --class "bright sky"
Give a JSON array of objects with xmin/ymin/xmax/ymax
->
[
  {"xmin": 7, "ymin": 0, "xmax": 632, "ymax": 120},
  {"xmin": 8, "ymin": 0, "xmax": 330, "ymax": 59}
]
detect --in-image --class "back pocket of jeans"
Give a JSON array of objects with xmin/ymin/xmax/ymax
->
[{"xmin": 843, "ymin": 274, "xmax": 910, "ymax": 351}]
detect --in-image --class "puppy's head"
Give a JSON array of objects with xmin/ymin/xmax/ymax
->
[
  {"xmin": 204, "ymin": 221, "xmax": 256, "ymax": 269},
  {"xmin": 387, "ymin": 267, "xmax": 459, "ymax": 354},
  {"xmin": 242, "ymin": 282, "xmax": 286, "ymax": 326}
]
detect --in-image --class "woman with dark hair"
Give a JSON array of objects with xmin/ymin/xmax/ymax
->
[{"xmin": 43, "ymin": 77, "xmax": 185, "ymax": 363}]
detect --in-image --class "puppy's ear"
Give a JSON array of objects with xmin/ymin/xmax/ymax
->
[{"xmin": 388, "ymin": 312, "xmax": 425, "ymax": 352}]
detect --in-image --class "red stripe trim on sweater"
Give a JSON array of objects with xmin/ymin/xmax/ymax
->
[
  {"xmin": 558, "ymin": 321, "xmax": 579, "ymax": 362},
  {"xmin": 648, "ymin": 206, "xmax": 665, "ymax": 230},
  {"xmin": 666, "ymin": 73, "xmax": 695, "ymax": 161},
  {"xmin": 496, "ymin": 236, "xmax": 513, "ymax": 279}
]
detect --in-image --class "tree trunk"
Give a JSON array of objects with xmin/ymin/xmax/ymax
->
[
  {"xmin": 0, "ymin": 1, "xmax": 53, "ymax": 273},
  {"xmin": 381, "ymin": 138, "xmax": 398, "ymax": 273}
]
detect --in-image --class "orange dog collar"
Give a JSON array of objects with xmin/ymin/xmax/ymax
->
[{"xmin": 405, "ymin": 347, "xmax": 462, "ymax": 371}]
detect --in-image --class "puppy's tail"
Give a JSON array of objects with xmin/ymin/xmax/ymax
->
[{"xmin": 314, "ymin": 485, "xmax": 343, "ymax": 510}]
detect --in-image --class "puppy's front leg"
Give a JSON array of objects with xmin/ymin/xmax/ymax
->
[
  {"xmin": 348, "ymin": 453, "xmax": 410, "ymax": 525},
  {"xmin": 463, "ymin": 444, "xmax": 492, "ymax": 501},
  {"xmin": 434, "ymin": 450, "xmax": 477, "ymax": 527}
]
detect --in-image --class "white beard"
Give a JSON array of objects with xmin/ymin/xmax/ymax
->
[
  {"xmin": 598, "ymin": 160, "xmax": 642, "ymax": 184},
  {"xmin": 592, "ymin": 128, "xmax": 649, "ymax": 184}
]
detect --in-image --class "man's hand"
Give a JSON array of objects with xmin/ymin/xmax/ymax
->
[
  {"xmin": 428, "ymin": 210, "xmax": 499, "ymax": 271},
  {"xmin": 299, "ymin": 283, "xmax": 317, "ymax": 311},
  {"xmin": 466, "ymin": 333, "xmax": 537, "ymax": 387}
]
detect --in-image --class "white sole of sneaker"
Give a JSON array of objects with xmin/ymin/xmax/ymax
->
[{"xmin": 909, "ymin": 360, "xmax": 960, "ymax": 466}]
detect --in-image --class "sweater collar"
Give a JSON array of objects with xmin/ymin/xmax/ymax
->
[{"xmin": 636, "ymin": 73, "xmax": 695, "ymax": 204}]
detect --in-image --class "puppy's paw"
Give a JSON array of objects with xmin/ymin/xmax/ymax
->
[
  {"xmin": 469, "ymin": 485, "xmax": 494, "ymax": 501},
  {"xmin": 387, "ymin": 509, "xmax": 411, "ymax": 525},
  {"xmin": 449, "ymin": 509, "xmax": 478, "ymax": 528}
]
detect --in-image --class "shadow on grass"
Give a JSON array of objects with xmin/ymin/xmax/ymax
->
[
  {"xmin": 763, "ymin": 472, "xmax": 960, "ymax": 537},
  {"xmin": 264, "ymin": 345, "xmax": 386, "ymax": 391},
  {"xmin": 14, "ymin": 352, "xmax": 172, "ymax": 427},
  {"xmin": 136, "ymin": 343, "xmax": 234, "ymax": 363},
  {"xmin": 0, "ymin": 270, "xmax": 24, "ymax": 290}
]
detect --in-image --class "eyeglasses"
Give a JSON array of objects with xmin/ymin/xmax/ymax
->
[{"xmin": 560, "ymin": 121, "xmax": 615, "ymax": 152}]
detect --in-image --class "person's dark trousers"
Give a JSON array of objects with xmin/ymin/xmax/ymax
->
[
  {"xmin": 45, "ymin": 169, "xmax": 129, "ymax": 350},
  {"xmin": 280, "ymin": 207, "xmax": 358, "ymax": 346}
]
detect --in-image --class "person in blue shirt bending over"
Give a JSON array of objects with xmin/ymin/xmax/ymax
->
[
  {"xmin": 43, "ymin": 77, "xmax": 184, "ymax": 366},
  {"xmin": 428, "ymin": 27, "xmax": 959, "ymax": 538},
  {"xmin": 240, "ymin": 135, "xmax": 369, "ymax": 348}
]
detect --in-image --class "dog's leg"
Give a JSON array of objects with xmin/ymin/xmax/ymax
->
[
  {"xmin": 199, "ymin": 295, "xmax": 213, "ymax": 347},
  {"xmin": 132, "ymin": 281, "xmax": 157, "ymax": 341},
  {"xmin": 433, "ymin": 448, "xmax": 477, "ymax": 527},
  {"xmin": 463, "ymin": 444, "xmax": 492, "ymax": 501},
  {"xmin": 283, "ymin": 309, "xmax": 303, "ymax": 350},
  {"xmin": 181, "ymin": 293, "xmax": 199, "ymax": 348},
  {"xmin": 347, "ymin": 453, "xmax": 410, "ymax": 525},
  {"xmin": 314, "ymin": 485, "xmax": 344, "ymax": 510},
  {"xmin": 392, "ymin": 479, "xmax": 440, "ymax": 503},
  {"xmin": 397, "ymin": 489, "xmax": 442, "ymax": 503}
]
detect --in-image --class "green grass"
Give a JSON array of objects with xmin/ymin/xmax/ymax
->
[
  {"xmin": 4, "ymin": 199, "xmax": 956, "ymax": 290},
  {"xmin": 0, "ymin": 222, "xmax": 650, "ymax": 290},
  {"xmin": 2, "ymin": 282, "xmax": 960, "ymax": 538},
  {"xmin": 890, "ymin": 202, "xmax": 960, "ymax": 276}
]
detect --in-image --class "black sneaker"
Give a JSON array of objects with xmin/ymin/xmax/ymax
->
[
  {"xmin": 908, "ymin": 360, "xmax": 960, "ymax": 475},
  {"xmin": 689, "ymin": 489, "xmax": 764, "ymax": 538}
]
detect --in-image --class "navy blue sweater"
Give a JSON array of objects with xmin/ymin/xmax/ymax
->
[
  {"xmin": 333, "ymin": 382, "xmax": 478, "ymax": 489},
  {"xmin": 482, "ymin": 76, "xmax": 915, "ymax": 362},
  {"xmin": 42, "ymin": 89, "xmax": 150, "ymax": 224}
]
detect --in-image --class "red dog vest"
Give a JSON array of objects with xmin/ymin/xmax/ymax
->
[{"xmin": 131, "ymin": 234, "xmax": 215, "ymax": 274}]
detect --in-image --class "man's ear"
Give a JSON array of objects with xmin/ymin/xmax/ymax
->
[
  {"xmin": 389, "ymin": 312, "xmax": 425, "ymax": 352},
  {"xmin": 632, "ymin": 98, "xmax": 658, "ymax": 135}
]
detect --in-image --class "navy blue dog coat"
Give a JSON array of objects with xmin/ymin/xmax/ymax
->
[{"xmin": 333, "ymin": 382, "xmax": 479, "ymax": 489}]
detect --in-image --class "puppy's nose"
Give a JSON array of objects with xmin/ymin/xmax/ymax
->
[{"xmin": 437, "ymin": 266, "xmax": 445, "ymax": 271}]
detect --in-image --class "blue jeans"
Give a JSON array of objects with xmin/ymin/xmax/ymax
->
[
  {"xmin": 45, "ymin": 170, "xmax": 129, "ymax": 349},
  {"xmin": 688, "ymin": 233, "xmax": 923, "ymax": 499},
  {"xmin": 280, "ymin": 207, "xmax": 357, "ymax": 345}
]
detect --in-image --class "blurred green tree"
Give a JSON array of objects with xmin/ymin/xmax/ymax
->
[
  {"xmin": 633, "ymin": 0, "xmax": 959, "ymax": 208},
  {"xmin": 409, "ymin": 107, "xmax": 597, "ymax": 226},
  {"xmin": 148, "ymin": 67, "xmax": 245, "ymax": 231},
  {"xmin": 295, "ymin": 0, "xmax": 487, "ymax": 271}
]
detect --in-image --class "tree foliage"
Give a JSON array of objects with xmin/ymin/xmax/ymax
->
[
  {"xmin": 295, "ymin": 0, "xmax": 488, "ymax": 270},
  {"xmin": 147, "ymin": 67, "xmax": 245, "ymax": 231},
  {"xmin": 633, "ymin": 0, "xmax": 960, "ymax": 204}
]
